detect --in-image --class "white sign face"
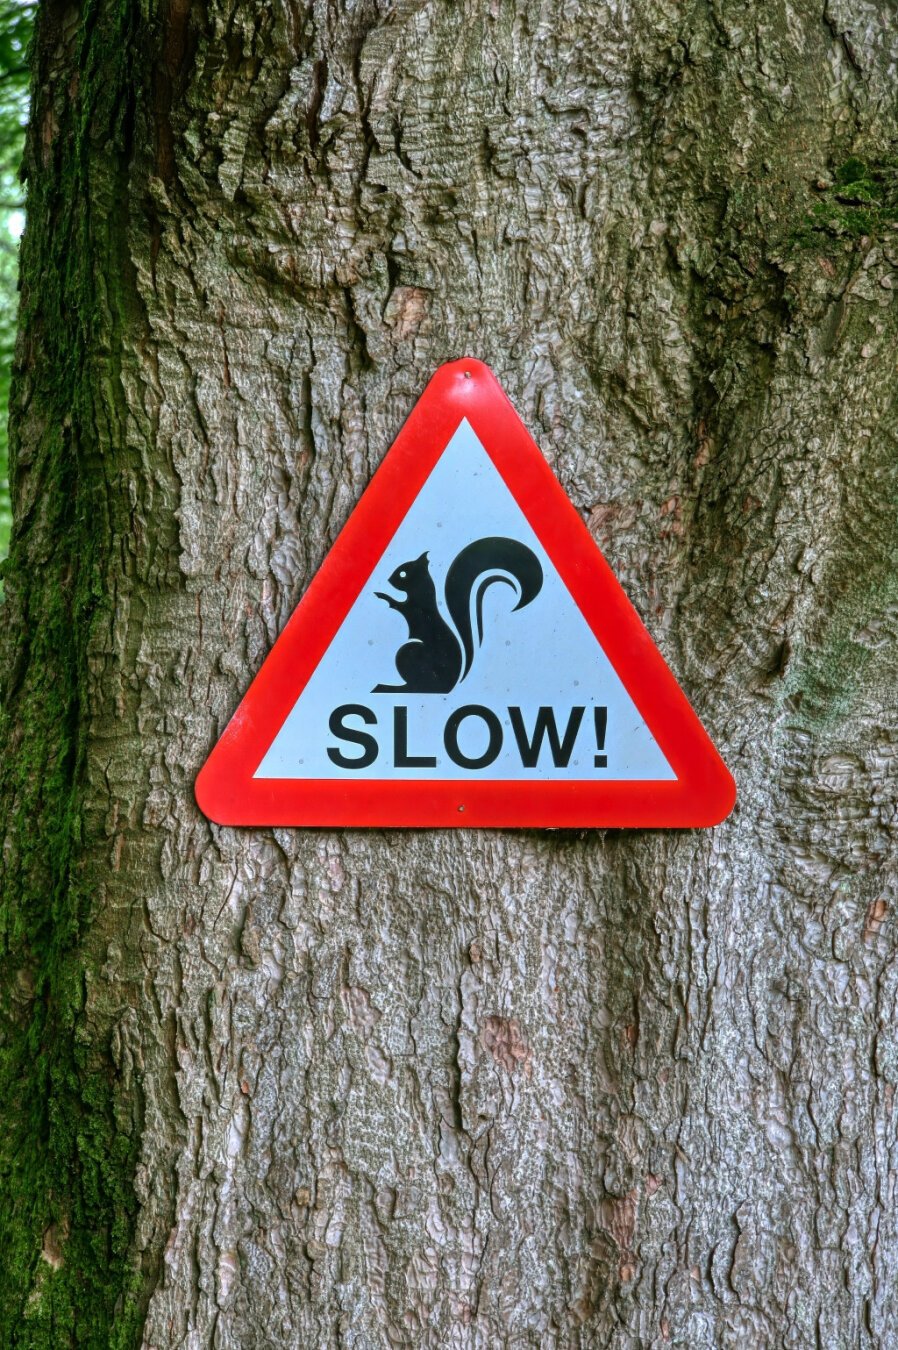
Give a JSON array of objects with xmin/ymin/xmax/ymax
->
[{"xmin": 255, "ymin": 420, "xmax": 674, "ymax": 783}]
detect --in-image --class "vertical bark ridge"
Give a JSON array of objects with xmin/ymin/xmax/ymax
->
[{"xmin": 0, "ymin": 0, "xmax": 165, "ymax": 1342}]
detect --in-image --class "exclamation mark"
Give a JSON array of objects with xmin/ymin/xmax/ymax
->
[{"xmin": 594, "ymin": 707, "xmax": 607, "ymax": 768}]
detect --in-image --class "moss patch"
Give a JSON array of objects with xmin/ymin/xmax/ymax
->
[
  {"xmin": 795, "ymin": 155, "xmax": 898, "ymax": 245},
  {"xmin": 0, "ymin": 0, "xmax": 146, "ymax": 1344}
]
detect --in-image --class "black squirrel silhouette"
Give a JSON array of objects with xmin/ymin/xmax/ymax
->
[{"xmin": 372, "ymin": 536, "xmax": 543, "ymax": 693}]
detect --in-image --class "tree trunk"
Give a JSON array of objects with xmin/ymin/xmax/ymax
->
[{"xmin": 2, "ymin": 0, "xmax": 896, "ymax": 1345}]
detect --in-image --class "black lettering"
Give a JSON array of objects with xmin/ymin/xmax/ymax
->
[
  {"xmin": 393, "ymin": 706, "xmax": 437, "ymax": 767},
  {"xmin": 594, "ymin": 706, "xmax": 608, "ymax": 768},
  {"xmin": 508, "ymin": 706, "xmax": 585, "ymax": 768},
  {"xmin": 327, "ymin": 704, "xmax": 378, "ymax": 769},
  {"xmin": 444, "ymin": 705, "xmax": 503, "ymax": 770}
]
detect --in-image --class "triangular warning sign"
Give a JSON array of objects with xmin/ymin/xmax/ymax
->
[{"xmin": 196, "ymin": 360, "xmax": 735, "ymax": 829}]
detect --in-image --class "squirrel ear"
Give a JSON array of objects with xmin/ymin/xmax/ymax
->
[{"xmin": 418, "ymin": 550, "xmax": 429, "ymax": 562}]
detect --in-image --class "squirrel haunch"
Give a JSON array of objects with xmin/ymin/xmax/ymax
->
[{"xmin": 372, "ymin": 537, "xmax": 543, "ymax": 694}]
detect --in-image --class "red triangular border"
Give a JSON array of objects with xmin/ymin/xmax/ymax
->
[{"xmin": 195, "ymin": 359, "xmax": 736, "ymax": 828}]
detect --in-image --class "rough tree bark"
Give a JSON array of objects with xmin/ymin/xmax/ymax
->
[{"xmin": 1, "ymin": 0, "xmax": 896, "ymax": 1345}]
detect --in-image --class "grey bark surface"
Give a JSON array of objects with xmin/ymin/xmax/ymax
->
[{"xmin": 3, "ymin": 0, "xmax": 898, "ymax": 1345}]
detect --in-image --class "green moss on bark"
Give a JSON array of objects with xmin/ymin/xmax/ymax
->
[
  {"xmin": 0, "ymin": 0, "xmax": 146, "ymax": 1343},
  {"xmin": 797, "ymin": 156, "xmax": 898, "ymax": 244}
]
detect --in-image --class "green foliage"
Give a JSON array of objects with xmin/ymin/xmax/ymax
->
[{"xmin": 0, "ymin": 0, "xmax": 31, "ymax": 560}]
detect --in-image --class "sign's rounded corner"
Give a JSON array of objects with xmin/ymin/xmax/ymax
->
[
  {"xmin": 432, "ymin": 355, "xmax": 495, "ymax": 386},
  {"xmin": 703, "ymin": 767, "xmax": 737, "ymax": 827},
  {"xmin": 194, "ymin": 763, "xmax": 233, "ymax": 828}
]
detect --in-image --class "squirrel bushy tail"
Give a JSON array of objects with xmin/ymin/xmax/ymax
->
[{"xmin": 444, "ymin": 536, "xmax": 543, "ymax": 679}]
